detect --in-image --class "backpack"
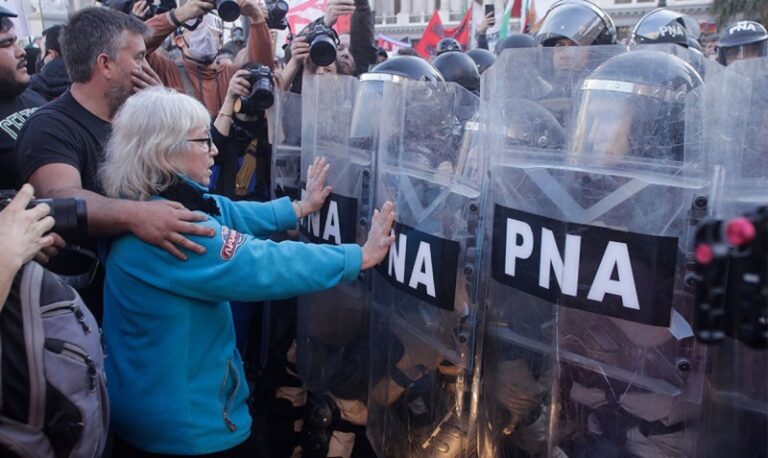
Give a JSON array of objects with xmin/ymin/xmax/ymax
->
[{"xmin": 0, "ymin": 261, "xmax": 108, "ymax": 458}]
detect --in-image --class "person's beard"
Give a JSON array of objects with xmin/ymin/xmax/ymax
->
[
  {"xmin": 106, "ymin": 78, "xmax": 132, "ymax": 118},
  {"xmin": 0, "ymin": 61, "xmax": 28, "ymax": 98}
]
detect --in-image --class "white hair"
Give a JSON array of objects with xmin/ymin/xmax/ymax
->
[{"xmin": 100, "ymin": 87, "xmax": 211, "ymax": 200}]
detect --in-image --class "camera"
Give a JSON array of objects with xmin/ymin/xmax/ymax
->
[
  {"xmin": 0, "ymin": 190, "xmax": 88, "ymax": 241},
  {"xmin": 301, "ymin": 22, "xmax": 339, "ymax": 67},
  {"xmin": 99, "ymin": 0, "xmax": 176, "ymax": 20},
  {"xmin": 265, "ymin": 0, "xmax": 289, "ymax": 30},
  {"xmin": 234, "ymin": 65, "xmax": 276, "ymax": 116}
]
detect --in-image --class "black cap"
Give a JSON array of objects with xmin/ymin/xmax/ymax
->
[{"xmin": 0, "ymin": 4, "xmax": 18, "ymax": 17}]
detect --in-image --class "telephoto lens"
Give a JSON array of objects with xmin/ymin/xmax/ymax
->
[
  {"xmin": 35, "ymin": 198, "xmax": 89, "ymax": 241},
  {"xmin": 0, "ymin": 190, "xmax": 88, "ymax": 241},
  {"xmin": 215, "ymin": 0, "xmax": 240, "ymax": 22}
]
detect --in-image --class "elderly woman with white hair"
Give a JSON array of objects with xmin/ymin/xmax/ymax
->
[{"xmin": 99, "ymin": 87, "xmax": 396, "ymax": 457}]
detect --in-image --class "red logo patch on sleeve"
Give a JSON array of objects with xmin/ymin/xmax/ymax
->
[{"xmin": 220, "ymin": 226, "xmax": 246, "ymax": 261}]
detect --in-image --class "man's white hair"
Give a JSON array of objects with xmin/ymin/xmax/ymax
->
[{"xmin": 100, "ymin": 87, "xmax": 211, "ymax": 201}]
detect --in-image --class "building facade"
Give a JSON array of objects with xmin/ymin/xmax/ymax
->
[{"xmin": 374, "ymin": 0, "xmax": 715, "ymax": 44}]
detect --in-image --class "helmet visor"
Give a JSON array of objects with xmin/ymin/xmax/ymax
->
[
  {"xmin": 570, "ymin": 90, "xmax": 636, "ymax": 162},
  {"xmin": 719, "ymin": 41, "xmax": 768, "ymax": 65},
  {"xmin": 537, "ymin": 3, "xmax": 606, "ymax": 46}
]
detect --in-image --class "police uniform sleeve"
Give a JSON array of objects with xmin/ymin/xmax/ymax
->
[
  {"xmin": 111, "ymin": 218, "xmax": 362, "ymax": 303},
  {"xmin": 214, "ymin": 196, "xmax": 298, "ymax": 237}
]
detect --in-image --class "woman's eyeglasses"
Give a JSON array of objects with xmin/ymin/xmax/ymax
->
[{"xmin": 187, "ymin": 135, "xmax": 213, "ymax": 152}]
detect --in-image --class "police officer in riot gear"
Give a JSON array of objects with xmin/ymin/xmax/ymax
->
[
  {"xmin": 494, "ymin": 33, "xmax": 534, "ymax": 55},
  {"xmin": 717, "ymin": 20, "xmax": 768, "ymax": 65},
  {"xmin": 533, "ymin": 0, "xmax": 618, "ymax": 126},
  {"xmin": 300, "ymin": 55, "xmax": 443, "ymax": 458},
  {"xmin": 436, "ymin": 37, "xmax": 463, "ymax": 56},
  {"xmin": 466, "ymin": 48, "xmax": 496, "ymax": 74},
  {"xmin": 535, "ymin": 0, "xmax": 617, "ymax": 47},
  {"xmin": 432, "ymin": 51, "xmax": 481, "ymax": 95},
  {"xmin": 564, "ymin": 50, "xmax": 703, "ymax": 456}
]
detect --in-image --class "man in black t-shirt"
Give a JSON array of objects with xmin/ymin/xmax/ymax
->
[
  {"xmin": 16, "ymin": 8, "xmax": 216, "ymax": 322},
  {"xmin": 0, "ymin": 6, "xmax": 46, "ymax": 189}
]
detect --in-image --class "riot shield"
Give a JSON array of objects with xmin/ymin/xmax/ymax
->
[
  {"xmin": 270, "ymin": 89, "xmax": 303, "ymax": 201},
  {"xmin": 694, "ymin": 57, "xmax": 768, "ymax": 458},
  {"xmin": 294, "ymin": 73, "xmax": 376, "ymax": 457},
  {"xmin": 366, "ymin": 80, "xmax": 482, "ymax": 458},
  {"xmin": 477, "ymin": 46, "xmax": 710, "ymax": 457}
]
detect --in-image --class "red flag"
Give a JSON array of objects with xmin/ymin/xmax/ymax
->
[
  {"xmin": 414, "ymin": 11, "xmax": 444, "ymax": 58},
  {"xmin": 415, "ymin": 9, "xmax": 473, "ymax": 58},
  {"xmin": 444, "ymin": 9, "xmax": 472, "ymax": 48}
]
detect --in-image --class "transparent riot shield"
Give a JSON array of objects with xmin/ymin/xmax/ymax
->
[
  {"xmin": 294, "ymin": 74, "xmax": 375, "ymax": 457},
  {"xmin": 477, "ymin": 46, "xmax": 710, "ymax": 458},
  {"xmin": 366, "ymin": 80, "xmax": 482, "ymax": 458},
  {"xmin": 694, "ymin": 57, "xmax": 768, "ymax": 458},
  {"xmin": 270, "ymin": 89, "xmax": 303, "ymax": 201}
]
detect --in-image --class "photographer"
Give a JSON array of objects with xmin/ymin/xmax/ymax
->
[
  {"xmin": 143, "ymin": 0, "xmax": 274, "ymax": 117},
  {"xmin": 278, "ymin": 0, "xmax": 375, "ymax": 92},
  {"xmin": 210, "ymin": 66, "xmax": 272, "ymax": 198},
  {"xmin": 0, "ymin": 184, "xmax": 55, "ymax": 306}
]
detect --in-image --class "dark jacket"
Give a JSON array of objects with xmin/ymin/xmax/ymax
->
[
  {"xmin": 28, "ymin": 57, "xmax": 71, "ymax": 101},
  {"xmin": 350, "ymin": 0, "xmax": 377, "ymax": 75}
]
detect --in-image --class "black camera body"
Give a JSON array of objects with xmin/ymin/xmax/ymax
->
[
  {"xmin": 266, "ymin": 0, "xmax": 289, "ymax": 30},
  {"xmin": 234, "ymin": 65, "xmax": 276, "ymax": 116},
  {"xmin": 301, "ymin": 22, "xmax": 339, "ymax": 67},
  {"xmin": 99, "ymin": 0, "xmax": 176, "ymax": 20},
  {"xmin": 694, "ymin": 205, "xmax": 767, "ymax": 348},
  {"xmin": 0, "ymin": 190, "xmax": 88, "ymax": 242}
]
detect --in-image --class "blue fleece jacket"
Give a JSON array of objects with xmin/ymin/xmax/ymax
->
[{"xmin": 103, "ymin": 182, "xmax": 362, "ymax": 454}]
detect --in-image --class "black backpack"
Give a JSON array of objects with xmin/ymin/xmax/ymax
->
[{"xmin": 0, "ymin": 261, "xmax": 108, "ymax": 457}]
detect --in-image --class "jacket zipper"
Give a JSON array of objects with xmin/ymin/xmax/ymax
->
[{"xmin": 219, "ymin": 360, "xmax": 240, "ymax": 432}]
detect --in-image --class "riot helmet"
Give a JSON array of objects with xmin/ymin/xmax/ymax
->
[
  {"xmin": 436, "ymin": 37, "xmax": 462, "ymax": 55},
  {"xmin": 717, "ymin": 20, "xmax": 768, "ymax": 65},
  {"xmin": 351, "ymin": 57, "xmax": 444, "ymax": 149},
  {"xmin": 630, "ymin": 8, "xmax": 701, "ymax": 48},
  {"xmin": 432, "ymin": 51, "xmax": 481, "ymax": 95},
  {"xmin": 535, "ymin": 0, "xmax": 617, "ymax": 47},
  {"xmin": 502, "ymin": 99, "xmax": 566, "ymax": 150},
  {"xmin": 570, "ymin": 50, "xmax": 702, "ymax": 163},
  {"xmin": 466, "ymin": 48, "xmax": 496, "ymax": 74},
  {"xmin": 368, "ymin": 55, "xmax": 444, "ymax": 82},
  {"xmin": 494, "ymin": 33, "xmax": 535, "ymax": 55}
]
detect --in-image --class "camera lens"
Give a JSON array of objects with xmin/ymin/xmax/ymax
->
[
  {"xmin": 34, "ymin": 198, "xmax": 88, "ymax": 241},
  {"xmin": 269, "ymin": 0, "xmax": 288, "ymax": 21},
  {"xmin": 310, "ymin": 33, "xmax": 337, "ymax": 67},
  {"xmin": 215, "ymin": 0, "xmax": 240, "ymax": 21},
  {"xmin": 253, "ymin": 78, "xmax": 275, "ymax": 110}
]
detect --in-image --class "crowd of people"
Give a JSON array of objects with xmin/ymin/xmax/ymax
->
[{"xmin": 0, "ymin": 0, "xmax": 766, "ymax": 456}]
